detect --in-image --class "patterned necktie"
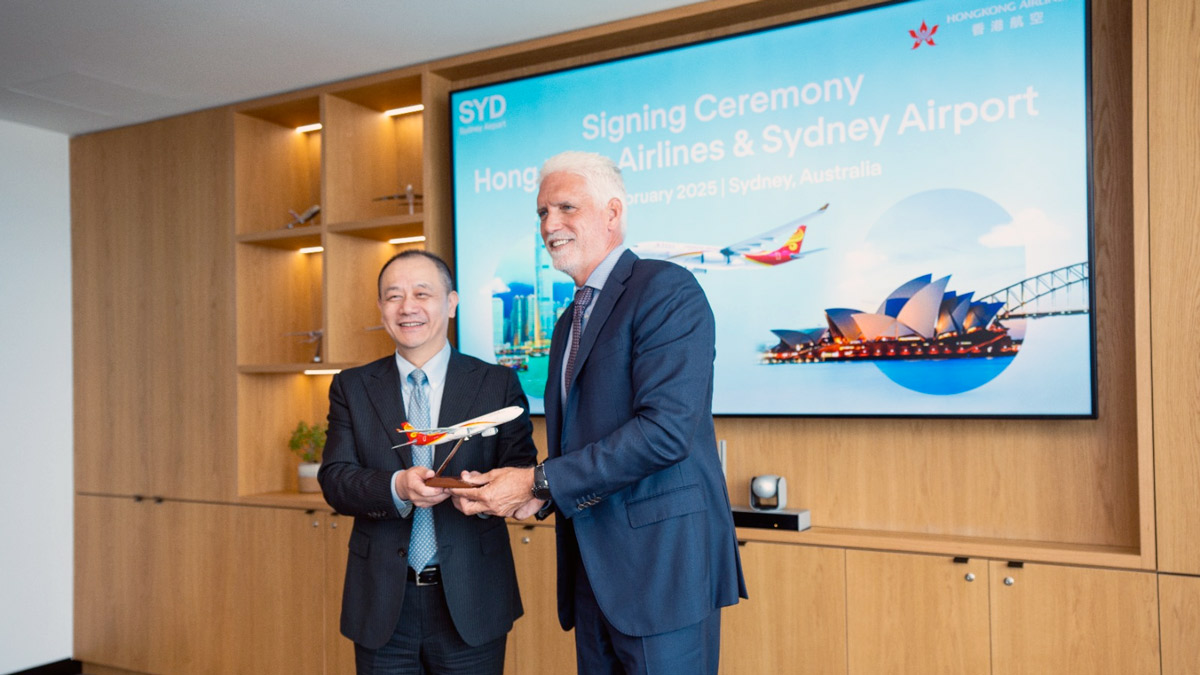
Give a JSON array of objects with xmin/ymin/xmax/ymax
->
[
  {"xmin": 565, "ymin": 286, "xmax": 594, "ymax": 391},
  {"xmin": 407, "ymin": 368, "xmax": 437, "ymax": 571}
]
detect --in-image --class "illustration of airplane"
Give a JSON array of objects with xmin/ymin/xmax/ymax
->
[
  {"xmin": 630, "ymin": 203, "xmax": 828, "ymax": 271},
  {"xmin": 393, "ymin": 405, "xmax": 524, "ymax": 448}
]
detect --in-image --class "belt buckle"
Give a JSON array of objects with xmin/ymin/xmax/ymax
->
[{"xmin": 415, "ymin": 566, "xmax": 439, "ymax": 586}]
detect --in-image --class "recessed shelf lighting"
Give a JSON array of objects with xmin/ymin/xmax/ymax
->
[
  {"xmin": 298, "ymin": 246, "xmax": 324, "ymax": 254},
  {"xmin": 303, "ymin": 369, "xmax": 342, "ymax": 376},
  {"xmin": 384, "ymin": 105, "xmax": 424, "ymax": 117},
  {"xmin": 387, "ymin": 236, "xmax": 426, "ymax": 245},
  {"xmin": 295, "ymin": 123, "xmax": 322, "ymax": 133}
]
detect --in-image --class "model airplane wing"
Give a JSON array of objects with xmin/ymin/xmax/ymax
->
[
  {"xmin": 392, "ymin": 405, "xmax": 524, "ymax": 448},
  {"xmin": 718, "ymin": 203, "xmax": 829, "ymax": 256}
]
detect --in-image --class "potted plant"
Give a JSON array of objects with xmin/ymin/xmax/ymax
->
[{"xmin": 289, "ymin": 421, "xmax": 327, "ymax": 493}]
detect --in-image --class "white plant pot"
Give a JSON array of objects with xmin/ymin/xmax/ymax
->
[{"xmin": 298, "ymin": 462, "xmax": 321, "ymax": 493}]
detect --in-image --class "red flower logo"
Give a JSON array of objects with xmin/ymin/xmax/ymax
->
[{"xmin": 909, "ymin": 21, "xmax": 938, "ymax": 49}]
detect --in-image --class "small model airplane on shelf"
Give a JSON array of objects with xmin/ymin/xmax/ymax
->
[
  {"xmin": 393, "ymin": 405, "xmax": 524, "ymax": 487},
  {"xmin": 285, "ymin": 204, "xmax": 320, "ymax": 229},
  {"xmin": 374, "ymin": 183, "xmax": 424, "ymax": 215}
]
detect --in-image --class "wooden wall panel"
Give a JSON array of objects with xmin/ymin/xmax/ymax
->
[
  {"xmin": 71, "ymin": 109, "xmax": 236, "ymax": 500},
  {"xmin": 1150, "ymin": 0, "xmax": 1200, "ymax": 575}
]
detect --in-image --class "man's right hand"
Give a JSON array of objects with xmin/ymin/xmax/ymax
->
[{"xmin": 394, "ymin": 467, "xmax": 450, "ymax": 508}]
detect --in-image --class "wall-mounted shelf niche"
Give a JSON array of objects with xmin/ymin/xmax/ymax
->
[
  {"xmin": 323, "ymin": 74, "xmax": 425, "ymax": 225},
  {"xmin": 234, "ymin": 96, "xmax": 322, "ymax": 236}
]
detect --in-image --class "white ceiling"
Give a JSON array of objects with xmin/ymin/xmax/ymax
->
[{"xmin": 0, "ymin": 0, "xmax": 700, "ymax": 136}]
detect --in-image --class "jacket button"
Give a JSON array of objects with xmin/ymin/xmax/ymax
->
[{"xmin": 398, "ymin": 548, "xmax": 407, "ymax": 557}]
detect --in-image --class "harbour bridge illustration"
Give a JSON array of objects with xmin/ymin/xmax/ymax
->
[{"xmin": 977, "ymin": 262, "xmax": 1090, "ymax": 319}]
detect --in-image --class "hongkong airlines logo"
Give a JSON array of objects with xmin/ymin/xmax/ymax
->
[{"xmin": 909, "ymin": 21, "xmax": 938, "ymax": 49}]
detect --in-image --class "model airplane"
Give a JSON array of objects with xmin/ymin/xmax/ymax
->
[
  {"xmin": 393, "ymin": 405, "xmax": 524, "ymax": 487},
  {"xmin": 631, "ymin": 203, "xmax": 829, "ymax": 271}
]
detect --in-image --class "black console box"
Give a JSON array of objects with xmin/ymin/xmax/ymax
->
[{"xmin": 731, "ymin": 507, "xmax": 811, "ymax": 531}]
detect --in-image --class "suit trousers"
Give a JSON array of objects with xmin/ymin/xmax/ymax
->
[
  {"xmin": 354, "ymin": 576, "xmax": 506, "ymax": 675},
  {"xmin": 572, "ymin": 557, "xmax": 721, "ymax": 675}
]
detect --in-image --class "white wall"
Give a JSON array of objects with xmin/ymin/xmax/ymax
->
[{"xmin": 0, "ymin": 119, "xmax": 73, "ymax": 672}]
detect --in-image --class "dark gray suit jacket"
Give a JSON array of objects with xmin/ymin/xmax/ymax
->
[
  {"xmin": 543, "ymin": 250, "xmax": 747, "ymax": 638},
  {"xmin": 319, "ymin": 350, "xmax": 538, "ymax": 649}
]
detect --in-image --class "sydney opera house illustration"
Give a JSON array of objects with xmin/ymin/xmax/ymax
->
[{"xmin": 764, "ymin": 274, "xmax": 1023, "ymax": 363}]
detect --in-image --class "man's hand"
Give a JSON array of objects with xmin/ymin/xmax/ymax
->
[
  {"xmin": 394, "ymin": 466, "xmax": 450, "ymax": 508},
  {"xmin": 448, "ymin": 466, "xmax": 536, "ymax": 517},
  {"xmin": 512, "ymin": 497, "xmax": 546, "ymax": 520}
]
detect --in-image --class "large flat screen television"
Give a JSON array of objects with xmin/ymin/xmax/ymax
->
[{"xmin": 449, "ymin": 0, "xmax": 1095, "ymax": 417}]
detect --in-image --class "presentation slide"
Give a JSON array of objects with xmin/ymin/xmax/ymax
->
[{"xmin": 451, "ymin": 0, "xmax": 1093, "ymax": 417}]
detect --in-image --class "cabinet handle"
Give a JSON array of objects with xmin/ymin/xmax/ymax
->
[
  {"xmin": 522, "ymin": 537, "xmax": 531, "ymax": 544},
  {"xmin": 1004, "ymin": 576, "xmax": 1015, "ymax": 586},
  {"xmin": 312, "ymin": 520, "xmax": 320, "ymax": 528},
  {"xmin": 964, "ymin": 573, "xmax": 975, "ymax": 582},
  {"xmin": 331, "ymin": 521, "xmax": 338, "ymax": 529}
]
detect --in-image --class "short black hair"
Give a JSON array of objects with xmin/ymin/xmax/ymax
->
[{"xmin": 377, "ymin": 249, "xmax": 455, "ymax": 298}]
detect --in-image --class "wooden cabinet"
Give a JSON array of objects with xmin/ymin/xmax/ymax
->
[
  {"xmin": 990, "ymin": 561, "xmax": 1160, "ymax": 675},
  {"xmin": 325, "ymin": 513, "xmax": 357, "ymax": 674},
  {"xmin": 844, "ymin": 550, "xmax": 1160, "ymax": 675},
  {"xmin": 722, "ymin": 541, "xmax": 847, "ymax": 675},
  {"xmin": 76, "ymin": 495, "xmax": 347, "ymax": 675},
  {"xmin": 846, "ymin": 550, "xmax": 990, "ymax": 675},
  {"xmin": 1160, "ymin": 574, "xmax": 1200, "ymax": 675},
  {"xmin": 506, "ymin": 523, "xmax": 575, "ymax": 673}
]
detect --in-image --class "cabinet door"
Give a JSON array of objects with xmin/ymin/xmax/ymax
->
[
  {"xmin": 721, "ymin": 541, "xmax": 847, "ymax": 675},
  {"xmin": 76, "ymin": 496, "xmax": 326, "ymax": 674},
  {"xmin": 1161, "ymin": 573, "xmax": 1200, "ymax": 675},
  {"xmin": 326, "ymin": 513, "xmax": 357, "ymax": 674},
  {"xmin": 507, "ymin": 523, "xmax": 575, "ymax": 673},
  {"xmin": 989, "ymin": 562, "xmax": 1159, "ymax": 675},
  {"xmin": 846, "ymin": 550, "xmax": 990, "ymax": 675}
]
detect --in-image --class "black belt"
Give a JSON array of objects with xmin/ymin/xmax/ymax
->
[{"xmin": 407, "ymin": 565, "xmax": 441, "ymax": 586}]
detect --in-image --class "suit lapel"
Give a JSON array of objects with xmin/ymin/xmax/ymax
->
[
  {"xmin": 434, "ymin": 351, "xmax": 480, "ymax": 470},
  {"xmin": 365, "ymin": 356, "xmax": 410, "ymax": 469},
  {"xmin": 546, "ymin": 309, "xmax": 571, "ymax": 455}
]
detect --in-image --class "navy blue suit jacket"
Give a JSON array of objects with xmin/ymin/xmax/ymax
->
[
  {"xmin": 319, "ymin": 350, "xmax": 538, "ymax": 649},
  {"xmin": 544, "ymin": 249, "xmax": 746, "ymax": 637}
]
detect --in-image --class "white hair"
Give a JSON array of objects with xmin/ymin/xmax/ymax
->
[{"xmin": 539, "ymin": 151, "xmax": 627, "ymax": 235}]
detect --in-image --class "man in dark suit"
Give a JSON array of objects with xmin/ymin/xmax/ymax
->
[
  {"xmin": 319, "ymin": 249, "xmax": 537, "ymax": 675},
  {"xmin": 453, "ymin": 151, "xmax": 746, "ymax": 674}
]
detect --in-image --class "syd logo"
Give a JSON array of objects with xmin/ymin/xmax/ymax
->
[
  {"xmin": 457, "ymin": 94, "xmax": 507, "ymax": 124},
  {"xmin": 909, "ymin": 21, "xmax": 938, "ymax": 49}
]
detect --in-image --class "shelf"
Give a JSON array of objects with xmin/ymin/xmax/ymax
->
[
  {"xmin": 237, "ymin": 372, "xmax": 334, "ymax": 496},
  {"xmin": 239, "ymin": 491, "xmax": 334, "ymax": 510},
  {"xmin": 237, "ymin": 363, "xmax": 354, "ymax": 374},
  {"xmin": 234, "ymin": 98, "xmax": 322, "ymax": 236},
  {"xmin": 322, "ymin": 84, "xmax": 424, "ymax": 224},
  {"xmin": 327, "ymin": 213, "xmax": 424, "ymax": 242},
  {"xmin": 236, "ymin": 243, "xmax": 324, "ymax": 365},
  {"xmin": 236, "ymin": 224, "xmax": 322, "ymax": 249},
  {"xmin": 735, "ymin": 526, "xmax": 1147, "ymax": 570}
]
